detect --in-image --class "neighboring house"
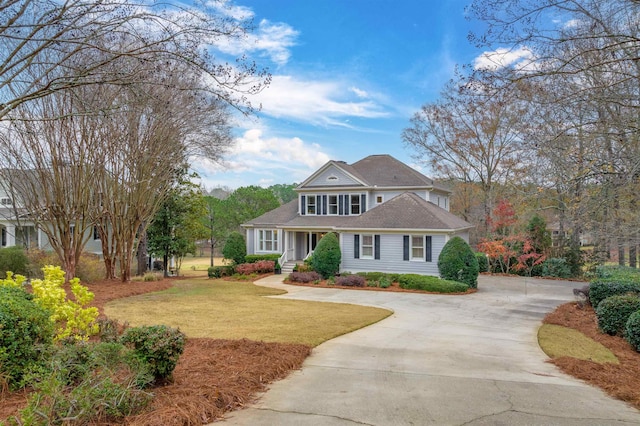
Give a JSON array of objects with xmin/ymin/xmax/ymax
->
[
  {"xmin": 548, "ymin": 222, "xmax": 593, "ymax": 247},
  {"xmin": 242, "ymin": 154, "xmax": 474, "ymax": 276},
  {"xmin": 0, "ymin": 180, "xmax": 103, "ymax": 255}
]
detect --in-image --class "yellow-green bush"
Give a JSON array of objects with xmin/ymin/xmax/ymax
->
[{"xmin": 29, "ymin": 266, "xmax": 99, "ymax": 341}]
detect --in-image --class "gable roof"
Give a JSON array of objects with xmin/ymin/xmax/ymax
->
[
  {"xmin": 338, "ymin": 192, "xmax": 473, "ymax": 231},
  {"xmin": 297, "ymin": 154, "xmax": 450, "ymax": 193}
]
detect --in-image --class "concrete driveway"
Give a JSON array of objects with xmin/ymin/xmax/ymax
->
[{"xmin": 221, "ymin": 275, "xmax": 640, "ymax": 425}]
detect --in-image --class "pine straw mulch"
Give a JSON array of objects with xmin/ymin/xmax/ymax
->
[
  {"xmin": 543, "ymin": 302, "xmax": 640, "ymax": 409},
  {"xmin": 0, "ymin": 277, "xmax": 312, "ymax": 425}
]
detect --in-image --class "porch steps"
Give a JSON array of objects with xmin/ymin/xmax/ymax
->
[{"xmin": 281, "ymin": 261, "xmax": 299, "ymax": 275}]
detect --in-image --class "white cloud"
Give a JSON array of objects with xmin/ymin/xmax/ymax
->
[
  {"xmin": 473, "ymin": 46, "xmax": 535, "ymax": 71},
  {"xmin": 350, "ymin": 87, "xmax": 369, "ymax": 98},
  {"xmin": 215, "ymin": 19, "xmax": 299, "ymax": 65},
  {"xmin": 191, "ymin": 128, "xmax": 331, "ymax": 189},
  {"xmin": 253, "ymin": 75, "xmax": 388, "ymax": 127},
  {"xmin": 205, "ymin": 0, "xmax": 254, "ymax": 20}
]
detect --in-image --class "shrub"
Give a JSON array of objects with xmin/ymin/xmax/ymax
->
[
  {"xmin": 208, "ymin": 265, "xmax": 235, "ymax": 278},
  {"xmin": 398, "ymin": 274, "xmax": 469, "ymax": 293},
  {"xmin": 356, "ymin": 271, "xmax": 386, "ymax": 281},
  {"xmin": 288, "ymin": 271, "xmax": 322, "ymax": 283},
  {"xmin": 475, "ymin": 252, "xmax": 489, "ymax": 273},
  {"xmin": 438, "ymin": 236, "xmax": 479, "ymax": 288},
  {"xmin": 310, "ymin": 232, "xmax": 341, "ymax": 279},
  {"xmin": 541, "ymin": 258, "xmax": 572, "ymax": 278},
  {"xmin": 589, "ymin": 278, "xmax": 640, "ymax": 308},
  {"xmin": 222, "ymin": 232, "xmax": 246, "ymax": 265},
  {"xmin": 235, "ymin": 260, "xmax": 275, "ymax": 275},
  {"xmin": 595, "ymin": 265, "xmax": 640, "ymax": 279},
  {"xmin": 17, "ymin": 342, "xmax": 153, "ymax": 424},
  {"xmin": 335, "ymin": 275, "xmax": 366, "ymax": 287},
  {"xmin": 624, "ymin": 310, "xmax": 640, "ymax": 351},
  {"xmin": 30, "ymin": 265, "xmax": 99, "ymax": 341},
  {"xmin": 0, "ymin": 246, "xmax": 29, "ymax": 278},
  {"xmin": 293, "ymin": 262, "xmax": 313, "ymax": 272},
  {"xmin": 244, "ymin": 254, "xmax": 281, "ymax": 263},
  {"xmin": 152, "ymin": 260, "xmax": 165, "ymax": 271},
  {"xmin": 0, "ymin": 286, "xmax": 54, "ymax": 388},
  {"xmin": 75, "ymin": 252, "xmax": 106, "ymax": 283},
  {"xmin": 379, "ymin": 277, "xmax": 392, "ymax": 288},
  {"xmin": 121, "ymin": 325, "xmax": 185, "ymax": 382},
  {"xmin": 596, "ymin": 295, "xmax": 640, "ymax": 336}
]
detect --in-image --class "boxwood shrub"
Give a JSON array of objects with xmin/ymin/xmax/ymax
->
[
  {"xmin": 244, "ymin": 254, "xmax": 281, "ymax": 263},
  {"xmin": 589, "ymin": 278, "xmax": 640, "ymax": 308},
  {"xmin": 596, "ymin": 294, "xmax": 640, "ymax": 336},
  {"xmin": 438, "ymin": 236, "xmax": 479, "ymax": 288},
  {"xmin": 475, "ymin": 252, "xmax": 489, "ymax": 273},
  {"xmin": 398, "ymin": 274, "xmax": 469, "ymax": 293},
  {"xmin": 121, "ymin": 325, "xmax": 185, "ymax": 383},
  {"xmin": 624, "ymin": 310, "xmax": 640, "ymax": 351}
]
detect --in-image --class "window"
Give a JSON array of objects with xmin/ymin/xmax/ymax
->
[
  {"xmin": 376, "ymin": 195, "xmax": 383, "ymax": 204},
  {"xmin": 361, "ymin": 234, "xmax": 374, "ymax": 259},
  {"xmin": 328, "ymin": 195, "xmax": 338, "ymax": 215},
  {"xmin": 306, "ymin": 195, "xmax": 316, "ymax": 215},
  {"xmin": 404, "ymin": 235, "xmax": 432, "ymax": 262},
  {"xmin": 258, "ymin": 229, "xmax": 279, "ymax": 252},
  {"xmin": 350, "ymin": 194, "xmax": 360, "ymax": 215},
  {"xmin": 0, "ymin": 197, "xmax": 12, "ymax": 206},
  {"xmin": 411, "ymin": 236, "xmax": 424, "ymax": 260},
  {"xmin": 327, "ymin": 175, "xmax": 338, "ymax": 182},
  {"xmin": 93, "ymin": 226, "xmax": 100, "ymax": 240}
]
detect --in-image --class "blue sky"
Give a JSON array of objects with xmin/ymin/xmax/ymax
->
[{"xmin": 193, "ymin": 0, "xmax": 493, "ymax": 190}]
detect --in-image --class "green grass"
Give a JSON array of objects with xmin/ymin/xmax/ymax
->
[
  {"xmin": 104, "ymin": 278, "xmax": 393, "ymax": 346},
  {"xmin": 538, "ymin": 324, "xmax": 619, "ymax": 364}
]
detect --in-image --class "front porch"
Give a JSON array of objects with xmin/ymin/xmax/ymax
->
[{"xmin": 278, "ymin": 230, "xmax": 333, "ymax": 268}]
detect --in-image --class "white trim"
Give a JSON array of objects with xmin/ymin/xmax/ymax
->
[
  {"xmin": 360, "ymin": 233, "xmax": 374, "ymax": 259},
  {"xmin": 410, "ymin": 235, "xmax": 424, "ymax": 261}
]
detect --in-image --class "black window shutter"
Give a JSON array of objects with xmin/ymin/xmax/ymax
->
[
  {"xmin": 426, "ymin": 236, "xmax": 432, "ymax": 262},
  {"xmin": 354, "ymin": 235, "xmax": 360, "ymax": 258},
  {"xmin": 301, "ymin": 195, "xmax": 306, "ymax": 215},
  {"xmin": 339, "ymin": 195, "xmax": 344, "ymax": 215},
  {"xmin": 361, "ymin": 194, "xmax": 367, "ymax": 213},
  {"xmin": 374, "ymin": 234, "xmax": 380, "ymax": 260},
  {"xmin": 403, "ymin": 235, "xmax": 409, "ymax": 261},
  {"xmin": 322, "ymin": 195, "xmax": 327, "ymax": 215},
  {"xmin": 316, "ymin": 195, "xmax": 321, "ymax": 215}
]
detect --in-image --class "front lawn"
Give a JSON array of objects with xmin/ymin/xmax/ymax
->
[{"xmin": 104, "ymin": 277, "xmax": 392, "ymax": 347}]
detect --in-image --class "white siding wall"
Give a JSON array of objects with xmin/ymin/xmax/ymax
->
[
  {"xmin": 429, "ymin": 191, "xmax": 450, "ymax": 211},
  {"xmin": 340, "ymin": 233, "xmax": 446, "ymax": 276}
]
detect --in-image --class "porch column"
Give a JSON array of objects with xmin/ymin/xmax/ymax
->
[
  {"xmin": 5, "ymin": 224, "xmax": 15, "ymax": 247},
  {"xmin": 308, "ymin": 231, "xmax": 312, "ymax": 254},
  {"xmin": 282, "ymin": 230, "xmax": 287, "ymax": 263}
]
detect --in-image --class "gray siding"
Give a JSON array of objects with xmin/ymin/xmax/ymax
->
[
  {"xmin": 340, "ymin": 233, "xmax": 446, "ymax": 276},
  {"xmin": 429, "ymin": 191, "xmax": 449, "ymax": 211},
  {"xmin": 246, "ymin": 229, "xmax": 256, "ymax": 255},
  {"xmin": 305, "ymin": 165, "xmax": 363, "ymax": 187}
]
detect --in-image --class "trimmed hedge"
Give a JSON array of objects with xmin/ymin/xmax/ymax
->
[
  {"xmin": 398, "ymin": 274, "xmax": 469, "ymax": 293},
  {"xmin": 589, "ymin": 278, "xmax": 640, "ymax": 308},
  {"xmin": 288, "ymin": 271, "xmax": 322, "ymax": 283},
  {"xmin": 244, "ymin": 254, "xmax": 281, "ymax": 263},
  {"xmin": 624, "ymin": 310, "xmax": 640, "ymax": 351},
  {"xmin": 207, "ymin": 265, "xmax": 236, "ymax": 278},
  {"xmin": 596, "ymin": 295, "xmax": 640, "ymax": 336},
  {"xmin": 235, "ymin": 260, "xmax": 275, "ymax": 275},
  {"xmin": 438, "ymin": 236, "xmax": 479, "ymax": 288},
  {"xmin": 0, "ymin": 246, "xmax": 29, "ymax": 278}
]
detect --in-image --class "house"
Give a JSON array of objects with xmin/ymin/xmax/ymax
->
[
  {"xmin": 0, "ymin": 178, "xmax": 103, "ymax": 255},
  {"xmin": 242, "ymin": 155, "xmax": 474, "ymax": 276}
]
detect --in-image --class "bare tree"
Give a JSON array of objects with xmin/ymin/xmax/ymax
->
[
  {"xmin": 0, "ymin": 0, "xmax": 269, "ymax": 119},
  {"xmin": 402, "ymin": 74, "xmax": 530, "ymax": 238},
  {"xmin": 0, "ymin": 89, "xmax": 102, "ymax": 278}
]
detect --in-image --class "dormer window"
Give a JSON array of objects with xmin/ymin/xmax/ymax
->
[
  {"xmin": 327, "ymin": 175, "xmax": 338, "ymax": 182},
  {"xmin": 1, "ymin": 197, "xmax": 12, "ymax": 206}
]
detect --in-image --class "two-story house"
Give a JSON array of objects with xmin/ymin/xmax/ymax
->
[{"xmin": 242, "ymin": 154, "xmax": 473, "ymax": 276}]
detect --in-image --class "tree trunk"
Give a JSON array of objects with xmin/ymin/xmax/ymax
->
[
  {"xmin": 137, "ymin": 229, "xmax": 148, "ymax": 276},
  {"xmin": 630, "ymin": 242, "xmax": 637, "ymax": 268}
]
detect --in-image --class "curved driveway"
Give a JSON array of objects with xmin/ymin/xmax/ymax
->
[{"xmin": 221, "ymin": 275, "xmax": 640, "ymax": 425}]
